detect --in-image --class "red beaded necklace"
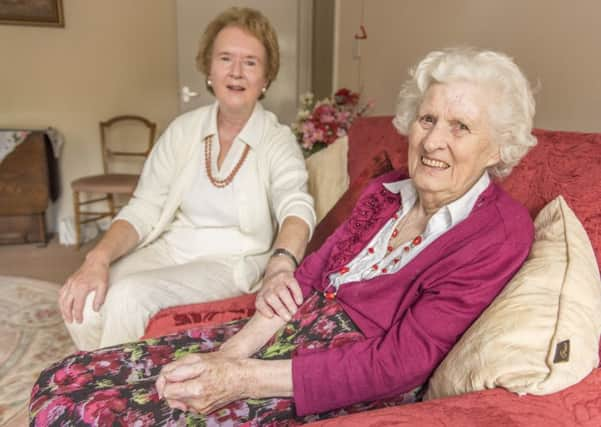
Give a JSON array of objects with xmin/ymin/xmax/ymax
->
[
  {"xmin": 323, "ymin": 212, "xmax": 423, "ymax": 300},
  {"xmin": 389, "ymin": 211, "xmax": 423, "ymax": 252}
]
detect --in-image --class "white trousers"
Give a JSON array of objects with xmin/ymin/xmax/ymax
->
[{"xmin": 66, "ymin": 239, "xmax": 246, "ymax": 350}]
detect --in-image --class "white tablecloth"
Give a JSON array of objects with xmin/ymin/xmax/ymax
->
[{"xmin": 0, "ymin": 127, "xmax": 64, "ymax": 164}]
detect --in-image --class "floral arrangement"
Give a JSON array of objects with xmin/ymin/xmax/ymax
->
[{"xmin": 292, "ymin": 88, "xmax": 373, "ymax": 157}]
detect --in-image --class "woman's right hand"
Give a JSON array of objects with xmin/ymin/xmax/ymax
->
[
  {"xmin": 59, "ymin": 253, "xmax": 110, "ymax": 323},
  {"xmin": 256, "ymin": 263, "xmax": 303, "ymax": 321}
]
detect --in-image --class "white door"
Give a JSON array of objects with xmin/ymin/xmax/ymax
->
[{"xmin": 176, "ymin": 0, "xmax": 312, "ymax": 126}]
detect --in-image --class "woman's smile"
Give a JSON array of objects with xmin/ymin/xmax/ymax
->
[{"xmin": 421, "ymin": 156, "xmax": 449, "ymax": 169}]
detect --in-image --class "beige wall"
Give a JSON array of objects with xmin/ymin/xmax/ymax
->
[
  {"xmin": 336, "ymin": 0, "xmax": 601, "ymax": 132},
  {"xmin": 0, "ymin": 0, "xmax": 178, "ymax": 231},
  {"xmin": 5, "ymin": 0, "xmax": 600, "ymax": 233}
]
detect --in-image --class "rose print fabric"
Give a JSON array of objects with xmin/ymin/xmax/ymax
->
[{"xmin": 30, "ymin": 293, "xmax": 422, "ymax": 426}]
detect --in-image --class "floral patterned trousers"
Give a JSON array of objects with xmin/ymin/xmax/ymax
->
[{"xmin": 29, "ymin": 293, "xmax": 421, "ymax": 426}]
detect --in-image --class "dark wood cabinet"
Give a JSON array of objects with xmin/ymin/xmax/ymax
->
[{"xmin": 0, "ymin": 132, "xmax": 58, "ymax": 244}]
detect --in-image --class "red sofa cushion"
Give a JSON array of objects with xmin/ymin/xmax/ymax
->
[
  {"xmin": 306, "ymin": 367, "xmax": 601, "ymax": 427},
  {"xmin": 347, "ymin": 116, "xmax": 408, "ymax": 182},
  {"xmin": 142, "ymin": 293, "xmax": 256, "ymax": 339}
]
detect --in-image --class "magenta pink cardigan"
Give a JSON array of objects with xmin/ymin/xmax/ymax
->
[{"xmin": 292, "ymin": 170, "xmax": 534, "ymax": 415}]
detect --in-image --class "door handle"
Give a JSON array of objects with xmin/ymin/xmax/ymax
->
[{"xmin": 181, "ymin": 86, "xmax": 199, "ymax": 103}]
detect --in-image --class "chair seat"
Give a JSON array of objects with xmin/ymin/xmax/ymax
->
[{"xmin": 71, "ymin": 173, "xmax": 139, "ymax": 194}]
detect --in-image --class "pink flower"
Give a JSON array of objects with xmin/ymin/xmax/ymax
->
[
  {"xmin": 88, "ymin": 351, "xmax": 124, "ymax": 376},
  {"xmin": 213, "ymin": 399, "xmax": 250, "ymax": 423},
  {"xmin": 30, "ymin": 383, "xmax": 40, "ymax": 400},
  {"xmin": 81, "ymin": 389, "xmax": 128, "ymax": 425},
  {"xmin": 302, "ymin": 120, "xmax": 315, "ymax": 134},
  {"xmin": 336, "ymin": 111, "xmax": 351, "ymax": 123},
  {"xmin": 123, "ymin": 410, "xmax": 157, "ymax": 426},
  {"xmin": 314, "ymin": 317, "xmax": 336, "ymax": 335},
  {"xmin": 299, "ymin": 309, "xmax": 319, "ymax": 328},
  {"xmin": 52, "ymin": 363, "xmax": 94, "ymax": 392},
  {"xmin": 32, "ymin": 395, "xmax": 76, "ymax": 426},
  {"xmin": 147, "ymin": 344, "xmax": 174, "ymax": 366},
  {"xmin": 312, "ymin": 129, "xmax": 325, "ymax": 143},
  {"xmin": 334, "ymin": 88, "xmax": 359, "ymax": 106},
  {"xmin": 331, "ymin": 332, "xmax": 364, "ymax": 348},
  {"xmin": 314, "ymin": 104, "xmax": 336, "ymax": 123},
  {"xmin": 293, "ymin": 88, "xmax": 373, "ymax": 155}
]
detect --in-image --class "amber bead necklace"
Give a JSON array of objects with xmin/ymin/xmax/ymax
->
[{"xmin": 204, "ymin": 135, "xmax": 250, "ymax": 188}]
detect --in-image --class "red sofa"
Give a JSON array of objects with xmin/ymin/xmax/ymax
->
[{"xmin": 144, "ymin": 116, "xmax": 601, "ymax": 426}]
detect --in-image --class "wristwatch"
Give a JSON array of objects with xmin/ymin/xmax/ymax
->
[{"xmin": 270, "ymin": 248, "xmax": 299, "ymax": 268}]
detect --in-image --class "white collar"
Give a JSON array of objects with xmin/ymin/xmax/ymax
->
[
  {"xmin": 200, "ymin": 101, "xmax": 265, "ymax": 149},
  {"xmin": 383, "ymin": 172, "xmax": 491, "ymax": 228}
]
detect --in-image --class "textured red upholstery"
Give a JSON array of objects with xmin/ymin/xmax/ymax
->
[
  {"xmin": 346, "ymin": 116, "xmax": 408, "ymax": 181},
  {"xmin": 501, "ymin": 128, "xmax": 601, "ymax": 267},
  {"xmin": 308, "ymin": 368, "xmax": 601, "ymax": 427},
  {"xmin": 142, "ymin": 293, "xmax": 256, "ymax": 339}
]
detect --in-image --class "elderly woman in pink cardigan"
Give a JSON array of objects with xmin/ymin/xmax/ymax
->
[{"xmin": 30, "ymin": 47, "xmax": 537, "ymax": 426}]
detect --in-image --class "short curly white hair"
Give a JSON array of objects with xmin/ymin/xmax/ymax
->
[{"xmin": 393, "ymin": 47, "xmax": 537, "ymax": 179}]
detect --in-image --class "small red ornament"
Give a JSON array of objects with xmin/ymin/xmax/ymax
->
[
  {"xmin": 339, "ymin": 266, "xmax": 350, "ymax": 274},
  {"xmin": 412, "ymin": 235, "xmax": 423, "ymax": 246},
  {"xmin": 372, "ymin": 264, "xmax": 379, "ymax": 270},
  {"xmin": 368, "ymin": 247, "xmax": 374, "ymax": 254},
  {"xmin": 324, "ymin": 291, "xmax": 336, "ymax": 300},
  {"xmin": 387, "ymin": 246, "xmax": 393, "ymax": 252}
]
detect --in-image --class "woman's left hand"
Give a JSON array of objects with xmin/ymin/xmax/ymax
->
[{"xmin": 156, "ymin": 352, "xmax": 245, "ymax": 414}]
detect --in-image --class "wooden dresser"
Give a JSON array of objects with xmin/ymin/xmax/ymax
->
[{"xmin": 0, "ymin": 131, "xmax": 59, "ymax": 244}]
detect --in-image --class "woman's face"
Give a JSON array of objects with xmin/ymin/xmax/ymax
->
[
  {"xmin": 407, "ymin": 81, "xmax": 500, "ymax": 204},
  {"xmin": 209, "ymin": 26, "xmax": 268, "ymax": 118}
]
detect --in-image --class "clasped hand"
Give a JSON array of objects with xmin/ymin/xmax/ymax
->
[{"xmin": 156, "ymin": 352, "xmax": 244, "ymax": 414}]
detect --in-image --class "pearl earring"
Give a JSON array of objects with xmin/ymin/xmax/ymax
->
[
  {"xmin": 207, "ymin": 79, "xmax": 213, "ymax": 87},
  {"xmin": 261, "ymin": 87, "xmax": 266, "ymax": 94}
]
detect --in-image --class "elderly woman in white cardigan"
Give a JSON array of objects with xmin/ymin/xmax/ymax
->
[{"xmin": 59, "ymin": 7, "xmax": 315, "ymax": 350}]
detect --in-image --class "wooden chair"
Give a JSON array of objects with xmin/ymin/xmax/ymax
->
[{"xmin": 71, "ymin": 115, "xmax": 156, "ymax": 248}]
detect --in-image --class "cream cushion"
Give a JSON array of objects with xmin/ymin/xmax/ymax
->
[
  {"xmin": 305, "ymin": 136, "xmax": 350, "ymax": 223},
  {"xmin": 426, "ymin": 195, "xmax": 601, "ymax": 400}
]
